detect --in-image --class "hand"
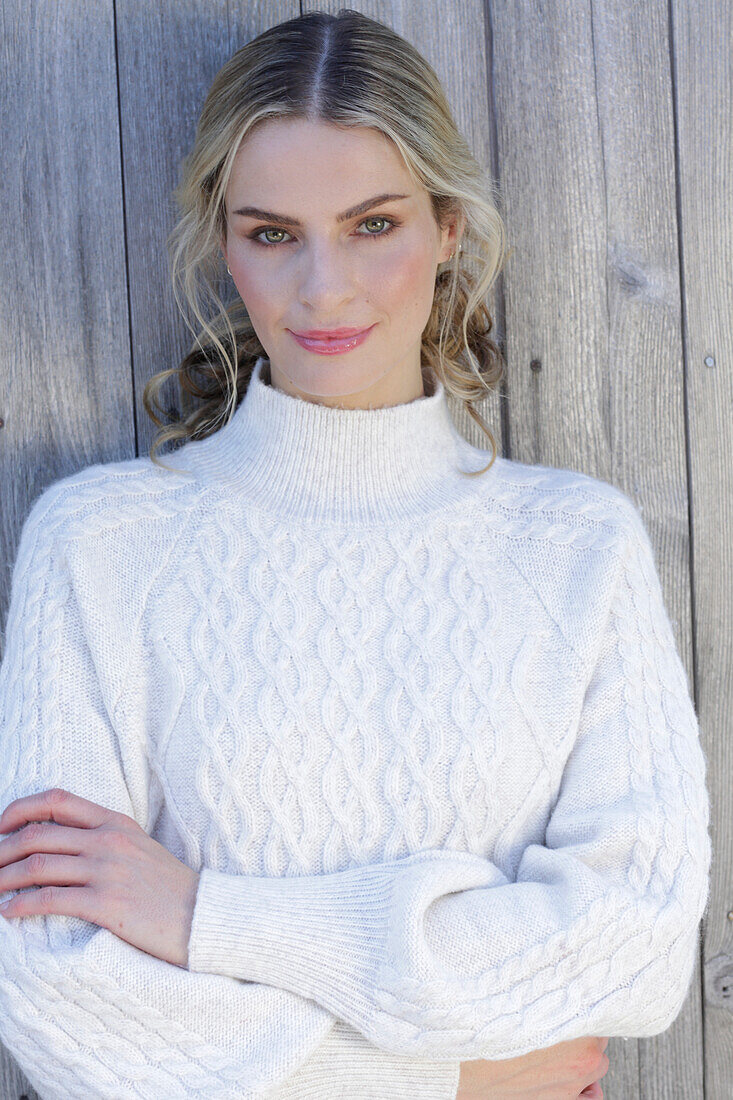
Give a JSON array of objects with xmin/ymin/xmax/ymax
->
[
  {"xmin": 0, "ymin": 787, "xmax": 200, "ymax": 969},
  {"xmin": 457, "ymin": 1035, "xmax": 609, "ymax": 1099}
]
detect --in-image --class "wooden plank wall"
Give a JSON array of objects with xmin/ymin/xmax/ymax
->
[{"xmin": 1, "ymin": 2, "xmax": 730, "ymax": 1097}]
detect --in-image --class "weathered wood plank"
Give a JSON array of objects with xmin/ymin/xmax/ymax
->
[{"xmin": 671, "ymin": 2, "xmax": 733, "ymax": 1098}]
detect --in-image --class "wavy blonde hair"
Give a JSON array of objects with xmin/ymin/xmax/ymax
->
[{"xmin": 144, "ymin": 7, "xmax": 508, "ymax": 475}]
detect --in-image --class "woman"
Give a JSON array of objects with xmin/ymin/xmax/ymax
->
[{"xmin": 0, "ymin": 9, "xmax": 709, "ymax": 1099}]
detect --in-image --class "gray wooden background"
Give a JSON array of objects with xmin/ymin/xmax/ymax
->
[{"xmin": 1, "ymin": 1, "xmax": 731, "ymax": 1097}]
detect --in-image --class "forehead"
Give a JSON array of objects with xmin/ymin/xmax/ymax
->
[{"xmin": 226, "ymin": 118, "xmax": 419, "ymax": 209}]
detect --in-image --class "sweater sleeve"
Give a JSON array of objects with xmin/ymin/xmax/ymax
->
[
  {"xmin": 0, "ymin": 492, "xmax": 460, "ymax": 1100},
  {"xmin": 186, "ymin": 499, "xmax": 712, "ymax": 1061}
]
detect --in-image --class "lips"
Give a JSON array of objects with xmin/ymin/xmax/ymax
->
[{"xmin": 289, "ymin": 324, "xmax": 377, "ymax": 355}]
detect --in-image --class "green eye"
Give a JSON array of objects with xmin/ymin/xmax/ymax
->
[
  {"xmin": 259, "ymin": 227, "xmax": 289, "ymax": 245},
  {"xmin": 249, "ymin": 215, "xmax": 401, "ymax": 247}
]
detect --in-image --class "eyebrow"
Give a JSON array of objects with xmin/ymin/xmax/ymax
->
[{"xmin": 230, "ymin": 192, "xmax": 411, "ymax": 226}]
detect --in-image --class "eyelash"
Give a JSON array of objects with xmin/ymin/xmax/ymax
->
[{"xmin": 247, "ymin": 215, "xmax": 401, "ymax": 248}]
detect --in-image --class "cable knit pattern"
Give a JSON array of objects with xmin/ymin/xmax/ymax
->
[{"xmin": 0, "ymin": 356, "xmax": 711, "ymax": 1098}]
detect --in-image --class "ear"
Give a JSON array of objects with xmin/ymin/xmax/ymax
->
[{"xmin": 438, "ymin": 217, "xmax": 464, "ymax": 264}]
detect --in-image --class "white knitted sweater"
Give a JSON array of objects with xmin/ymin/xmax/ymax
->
[{"xmin": 0, "ymin": 356, "xmax": 711, "ymax": 1099}]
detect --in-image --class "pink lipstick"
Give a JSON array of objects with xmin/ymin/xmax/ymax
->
[{"xmin": 289, "ymin": 324, "xmax": 377, "ymax": 355}]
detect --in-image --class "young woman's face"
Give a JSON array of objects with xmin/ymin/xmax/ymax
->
[{"xmin": 222, "ymin": 118, "xmax": 458, "ymax": 408}]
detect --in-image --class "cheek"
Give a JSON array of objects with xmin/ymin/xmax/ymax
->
[
  {"xmin": 376, "ymin": 244, "xmax": 438, "ymax": 321},
  {"xmin": 229, "ymin": 261, "xmax": 284, "ymax": 322}
]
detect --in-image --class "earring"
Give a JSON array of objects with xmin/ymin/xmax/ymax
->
[{"xmin": 227, "ymin": 265, "xmax": 232, "ymax": 275}]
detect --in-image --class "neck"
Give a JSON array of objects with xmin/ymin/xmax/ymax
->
[{"xmin": 164, "ymin": 356, "xmax": 496, "ymax": 526}]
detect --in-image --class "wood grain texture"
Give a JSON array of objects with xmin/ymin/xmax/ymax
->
[
  {"xmin": 672, "ymin": 2, "xmax": 733, "ymax": 1098},
  {"xmin": 1, "ymin": 1, "xmax": 730, "ymax": 1096}
]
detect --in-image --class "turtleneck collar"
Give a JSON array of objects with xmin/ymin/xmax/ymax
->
[{"xmin": 164, "ymin": 356, "xmax": 498, "ymax": 526}]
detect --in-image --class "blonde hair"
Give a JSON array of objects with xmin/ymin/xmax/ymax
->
[{"xmin": 144, "ymin": 7, "xmax": 508, "ymax": 475}]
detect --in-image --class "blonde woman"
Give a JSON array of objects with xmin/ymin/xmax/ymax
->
[{"xmin": 0, "ymin": 9, "xmax": 709, "ymax": 1099}]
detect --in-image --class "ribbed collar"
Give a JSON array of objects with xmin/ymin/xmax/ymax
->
[{"xmin": 165, "ymin": 356, "xmax": 497, "ymax": 525}]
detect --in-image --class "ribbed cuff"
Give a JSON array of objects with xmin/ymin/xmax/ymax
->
[
  {"xmin": 186, "ymin": 863, "xmax": 461, "ymax": 1095},
  {"xmin": 186, "ymin": 863, "xmax": 393, "ymax": 1027}
]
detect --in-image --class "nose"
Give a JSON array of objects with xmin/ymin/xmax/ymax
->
[{"xmin": 298, "ymin": 247, "xmax": 354, "ymax": 309}]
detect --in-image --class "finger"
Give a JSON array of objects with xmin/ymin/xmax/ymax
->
[
  {"xmin": 0, "ymin": 883, "xmax": 94, "ymax": 922},
  {"xmin": 0, "ymin": 788, "xmax": 119, "ymax": 835},
  {"xmin": 0, "ymin": 852, "xmax": 92, "ymax": 894},
  {"xmin": 0, "ymin": 822, "xmax": 93, "ymax": 868}
]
